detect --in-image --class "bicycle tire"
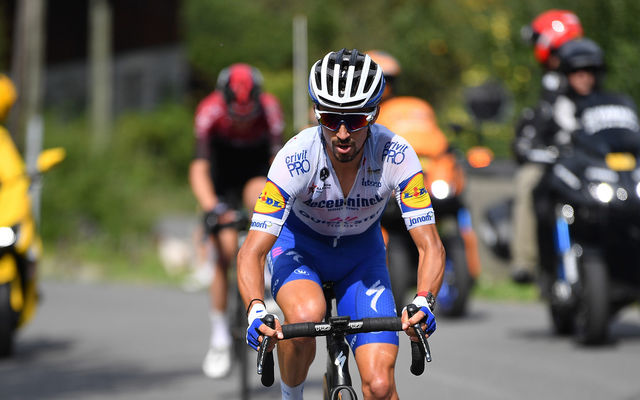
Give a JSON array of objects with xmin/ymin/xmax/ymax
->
[
  {"xmin": 230, "ymin": 270, "xmax": 250, "ymax": 400},
  {"xmin": 333, "ymin": 386, "xmax": 358, "ymax": 400},
  {"xmin": 322, "ymin": 373, "xmax": 330, "ymax": 400}
]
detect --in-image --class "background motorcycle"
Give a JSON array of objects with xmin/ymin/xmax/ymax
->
[
  {"xmin": 534, "ymin": 128, "xmax": 640, "ymax": 344},
  {"xmin": 0, "ymin": 147, "xmax": 65, "ymax": 357},
  {"xmin": 377, "ymin": 96, "xmax": 488, "ymax": 317}
]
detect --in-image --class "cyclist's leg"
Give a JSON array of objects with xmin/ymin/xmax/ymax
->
[
  {"xmin": 202, "ymin": 191, "xmax": 240, "ymax": 378},
  {"xmin": 354, "ymin": 343, "xmax": 398, "ymax": 400},
  {"xmin": 335, "ymin": 249, "xmax": 399, "ymax": 400},
  {"xmin": 276, "ymin": 279, "xmax": 325, "ymax": 386},
  {"xmin": 210, "ymin": 226, "xmax": 238, "ymax": 314},
  {"xmin": 270, "ymin": 243, "xmax": 326, "ymax": 389}
]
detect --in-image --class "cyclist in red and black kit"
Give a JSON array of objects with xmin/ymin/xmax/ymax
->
[{"xmin": 189, "ymin": 63, "xmax": 284, "ymax": 378}]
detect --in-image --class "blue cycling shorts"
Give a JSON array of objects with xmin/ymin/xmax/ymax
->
[{"xmin": 267, "ymin": 215, "xmax": 399, "ymax": 351}]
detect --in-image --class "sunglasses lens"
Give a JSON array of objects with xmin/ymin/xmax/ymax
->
[
  {"xmin": 318, "ymin": 113, "xmax": 342, "ymax": 131},
  {"xmin": 318, "ymin": 113, "xmax": 370, "ymax": 131},
  {"xmin": 345, "ymin": 114, "xmax": 369, "ymax": 131}
]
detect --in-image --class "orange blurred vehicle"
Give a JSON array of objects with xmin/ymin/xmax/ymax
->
[{"xmin": 378, "ymin": 96, "xmax": 485, "ymax": 316}]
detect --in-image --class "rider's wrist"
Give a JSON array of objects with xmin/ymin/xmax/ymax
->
[
  {"xmin": 211, "ymin": 201, "xmax": 230, "ymax": 216},
  {"xmin": 414, "ymin": 291, "xmax": 436, "ymax": 311},
  {"xmin": 246, "ymin": 298, "xmax": 266, "ymax": 316},
  {"xmin": 247, "ymin": 303, "xmax": 267, "ymax": 324}
]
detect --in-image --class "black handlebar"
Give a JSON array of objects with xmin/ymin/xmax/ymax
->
[
  {"xmin": 406, "ymin": 304, "xmax": 432, "ymax": 375},
  {"xmin": 280, "ymin": 317, "xmax": 403, "ymax": 339},
  {"xmin": 256, "ymin": 311, "xmax": 432, "ymax": 386}
]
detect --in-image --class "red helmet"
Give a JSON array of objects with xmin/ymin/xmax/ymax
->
[
  {"xmin": 526, "ymin": 10, "xmax": 583, "ymax": 65},
  {"xmin": 216, "ymin": 63, "xmax": 263, "ymax": 117}
]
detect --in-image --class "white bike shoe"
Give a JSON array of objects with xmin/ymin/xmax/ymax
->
[{"xmin": 202, "ymin": 345, "xmax": 232, "ymax": 378}]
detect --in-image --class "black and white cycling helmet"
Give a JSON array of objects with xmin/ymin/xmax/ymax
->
[{"xmin": 308, "ymin": 48, "xmax": 385, "ymax": 110}]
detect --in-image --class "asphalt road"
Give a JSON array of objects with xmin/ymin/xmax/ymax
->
[{"xmin": 1, "ymin": 280, "xmax": 639, "ymax": 400}]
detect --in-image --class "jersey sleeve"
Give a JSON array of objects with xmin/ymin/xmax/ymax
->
[{"xmin": 384, "ymin": 135, "xmax": 435, "ymax": 230}]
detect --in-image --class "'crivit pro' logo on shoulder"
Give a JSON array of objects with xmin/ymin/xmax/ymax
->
[
  {"xmin": 254, "ymin": 180, "xmax": 289, "ymax": 219},
  {"xmin": 399, "ymin": 172, "xmax": 432, "ymax": 212}
]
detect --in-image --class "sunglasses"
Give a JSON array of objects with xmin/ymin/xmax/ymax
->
[{"xmin": 315, "ymin": 109, "xmax": 376, "ymax": 132}]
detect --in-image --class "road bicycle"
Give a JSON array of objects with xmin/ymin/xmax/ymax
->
[
  {"xmin": 201, "ymin": 211, "xmax": 253, "ymax": 399},
  {"xmin": 256, "ymin": 282, "xmax": 432, "ymax": 399},
  {"xmin": 227, "ymin": 213, "xmax": 282, "ymax": 400}
]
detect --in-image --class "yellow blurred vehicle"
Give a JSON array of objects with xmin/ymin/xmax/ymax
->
[{"xmin": 0, "ymin": 74, "xmax": 65, "ymax": 357}]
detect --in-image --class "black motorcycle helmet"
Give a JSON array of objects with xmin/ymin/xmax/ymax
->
[{"xmin": 557, "ymin": 38, "xmax": 605, "ymax": 74}]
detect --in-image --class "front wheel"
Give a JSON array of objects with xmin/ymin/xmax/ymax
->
[
  {"xmin": 0, "ymin": 282, "xmax": 18, "ymax": 358},
  {"xmin": 575, "ymin": 250, "xmax": 610, "ymax": 345},
  {"xmin": 230, "ymin": 286, "xmax": 249, "ymax": 400},
  {"xmin": 332, "ymin": 386, "xmax": 357, "ymax": 400}
]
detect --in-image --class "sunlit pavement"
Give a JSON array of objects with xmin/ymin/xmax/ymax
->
[{"xmin": 2, "ymin": 281, "xmax": 639, "ymax": 400}]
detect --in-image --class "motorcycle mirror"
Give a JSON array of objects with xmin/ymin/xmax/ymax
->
[
  {"xmin": 464, "ymin": 80, "xmax": 510, "ymax": 123},
  {"xmin": 466, "ymin": 146, "xmax": 494, "ymax": 169},
  {"xmin": 37, "ymin": 147, "xmax": 66, "ymax": 173}
]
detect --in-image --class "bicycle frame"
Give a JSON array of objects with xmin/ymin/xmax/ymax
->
[{"xmin": 322, "ymin": 283, "xmax": 359, "ymax": 399}]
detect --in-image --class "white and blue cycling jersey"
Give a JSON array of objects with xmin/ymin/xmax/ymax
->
[{"xmin": 250, "ymin": 123, "xmax": 435, "ymax": 350}]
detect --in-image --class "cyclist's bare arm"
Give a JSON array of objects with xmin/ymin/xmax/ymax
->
[
  {"xmin": 237, "ymin": 229, "xmax": 282, "ymax": 348},
  {"xmin": 189, "ymin": 158, "xmax": 218, "ymax": 211},
  {"xmin": 405, "ymin": 224, "xmax": 445, "ymax": 327}
]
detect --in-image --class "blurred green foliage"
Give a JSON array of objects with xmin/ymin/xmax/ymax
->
[
  {"xmin": 34, "ymin": 1, "xmax": 640, "ymax": 281},
  {"xmin": 182, "ymin": 0, "xmax": 640, "ymax": 146},
  {"xmin": 40, "ymin": 104, "xmax": 194, "ymax": 246}
]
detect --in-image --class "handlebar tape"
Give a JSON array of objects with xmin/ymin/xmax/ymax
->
[
  {"xmin": 281, "ymin": 318, "xmax": 403, "ymax": 339},
  {"xmin": 407, "ymin": 304, "xmax": 427, "ymax": 376}
]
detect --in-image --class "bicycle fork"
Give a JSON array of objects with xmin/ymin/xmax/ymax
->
[{"xmin": 325, "ymin": 332, "xmax": 353, "ymax": 389}]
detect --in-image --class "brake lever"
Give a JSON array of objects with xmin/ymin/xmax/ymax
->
[
  {"xmin": 406, "ymin": 304, "xmax": 432, "ymax": 376},
  {"xmin": 257, "ymin": 314, "xmax": 275, "ymax": 387}
]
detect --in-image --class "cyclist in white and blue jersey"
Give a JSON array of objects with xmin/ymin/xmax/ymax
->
[{"xmin": 238, "ymin": 48, "xmax": 445, "ymax": 400}]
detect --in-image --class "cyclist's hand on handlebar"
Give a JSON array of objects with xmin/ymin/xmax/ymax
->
[
  {"xmin": 203, "ymin": 202, "xmax": 244, "ymax": 233},
  {"xmin": 401, "ymin": 296, "xmax": 437, "ymax": 339},
  {"xmin": 246, "ymin": 302, "xmax": 283, "ymax": 351},
  {"xmin": 203, "ymin": 202, "xmax": 229, "ymax": 233}
]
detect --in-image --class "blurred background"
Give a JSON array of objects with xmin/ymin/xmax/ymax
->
[
  {"xmin": 2, "ymin": 1, "xmax": 640, "ymax": 399},
  {"xmin": 1, "ymin": 0, "xmax": 638, "ymax": 290}
]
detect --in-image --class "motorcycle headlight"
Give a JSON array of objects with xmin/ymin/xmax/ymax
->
[
  {"xmin": 590, "ymin": 182, "xmax": 614, "ymax": 203},
  {"xmin": 636, "ymin": 182, "xmax": 640, "ymax": 199},
  {"xmin": 0, "ymin": 227, "xmax": 17, "ymax": 247},
  {"xmin": 430, "ymin": 180, "xmax": 451, "ymax": 200}
]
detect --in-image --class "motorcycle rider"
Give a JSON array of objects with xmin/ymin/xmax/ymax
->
[
  {"xmin": 189, "ymin": 63, "xmax": 284, "ymax": 378},
  {"xmin": 511, "ymin": 10, "xmax": 584, "ymax": 283},
  {"xmin": 519, "ymin": 38, "xmax": 639, "ymax": 285}
]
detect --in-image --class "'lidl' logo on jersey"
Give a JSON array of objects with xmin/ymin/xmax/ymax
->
[
  {"xmin": 399, "ymin": 172, "xmax": 432, "ymax": 212},
  {"xmin": 254, "ymin": 180, "xmax": 289, "ymax": 219}
]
